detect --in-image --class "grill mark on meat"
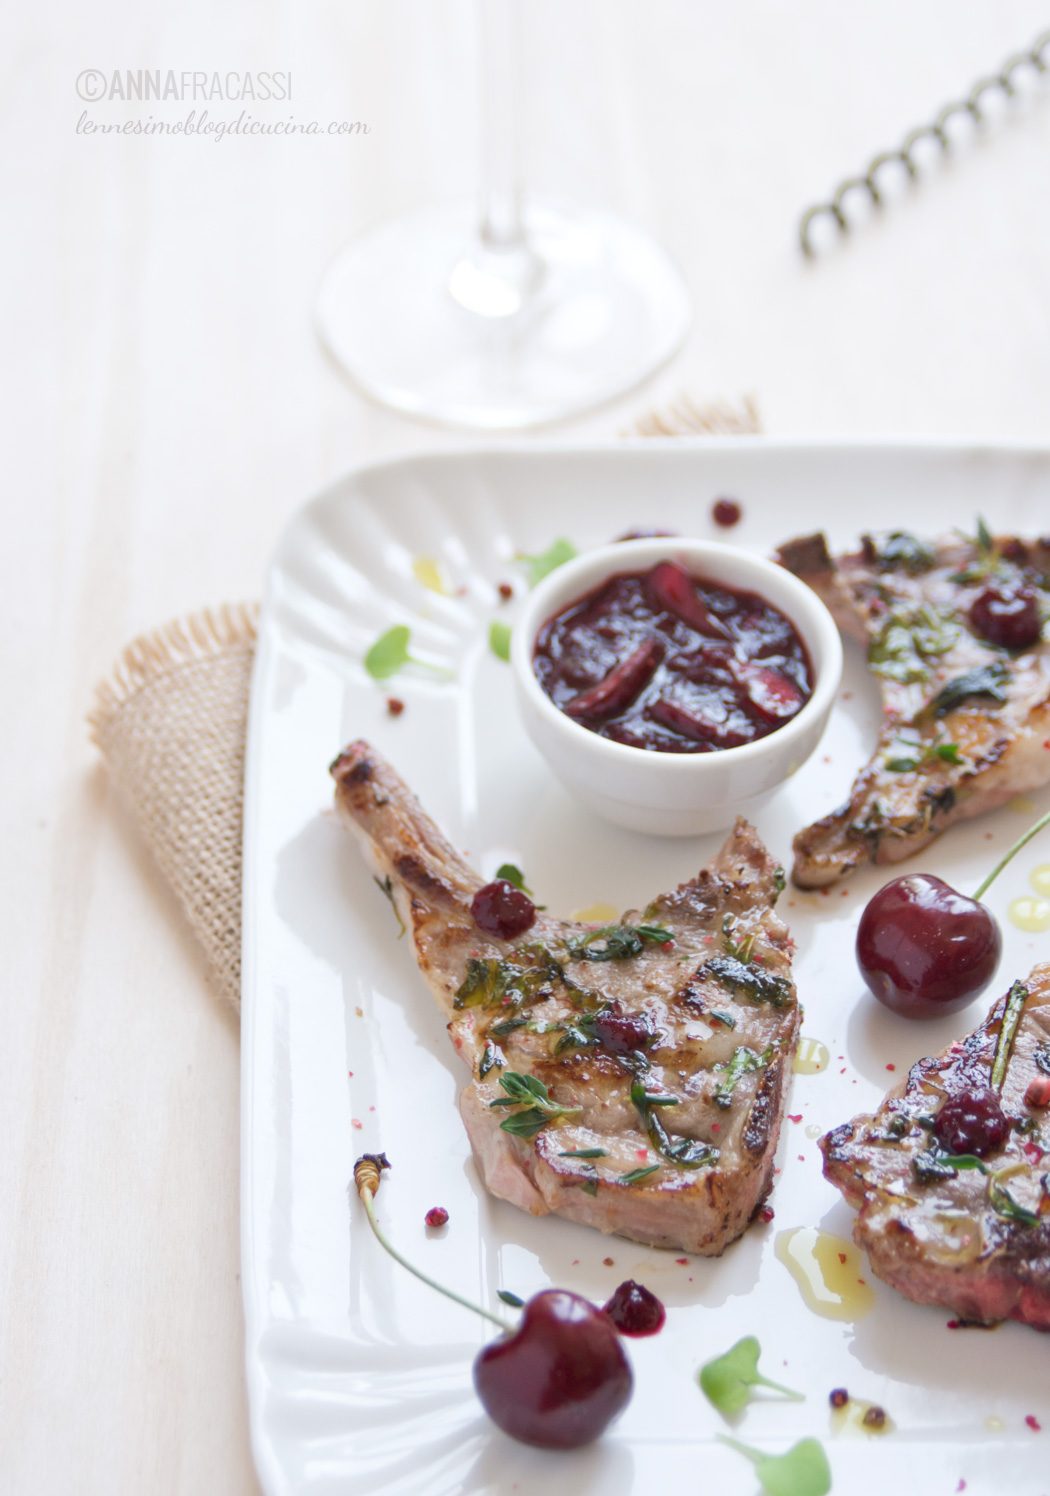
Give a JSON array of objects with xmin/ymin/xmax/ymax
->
[{"xmin": 332, "ymin": 738, "xmax": 801, "ymax": 1256}]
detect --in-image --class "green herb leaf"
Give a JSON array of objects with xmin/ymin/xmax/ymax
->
[
  {"xmin": 719, "ymin": 1435, "xmax": 831, "ymax": 1496},
  {"xmin": 565, "ymin": 923, "xmax": 673, "ymax": 962},
  {"xmin": 497, "ymin": 1289, "xmax": 525, "ymax": 1308},
  {"xmin": 704, "ymin": 954, "xmax": 793, "ymax": 1007},
  {"xmin": 699, "ymin": 1336, "xmax": 804, "ymax": 1416},
  {"xmin": 927, "ymin": 662, "xmax": 1010, "ymax": 719},
  {"xmin": 559, "ymin": 1147, "xmax": 607, "ymax": 1159},
  {"xmin": 977, "ymin": 516, "xmax": 994, "ymax": 554},
  {"xmin": 709, "ymin": 1010, "xmax": 737, "ymax": 1030},
  {"xmin": 364, "ymin": 625, "xmax": 413, "ymax": 680},
  {"xmin": 619, "ymin": 1164, "xmax": 661, "ymax": 1185},
  {"xmin": 489, "ymin": 1070, "xmax": 581, "ymax": 1138},
  {"xmin": 714, "ymin": 1046, "xmax": 773, "ymax": 1109},
  {"xmin": 913, "ymin": 1147, "xmax": 988, "ymax": 1183},
  {"xmin": 991, "ymin": 980, "xmax": 1028, "ymax": 1091},
  {"xmin": 373, "ymin": 875, "xmax": 406, "ymax": 936},
  {"xmin": 989, "ymin": 1177, "xmax": 1040, "ymax": 1226},
  {"xmin": 884, "ymin": 738, "xmax": 964, "ymax": 773},
  {"xmin": 488, "ymin": 620, "xmax": 512, "ymax": 662},
  {"xmin": 516, "ymin": 538, "xmax": 578, "ymax": 587},
  {"xmin": 875, "ymin": 531, "xmax": 935, "ymax": 575},
  {"xmin": 631, "ymin": 1082, "xmax": 719, "ymax": 1170},
  {"xmin": 495, "ymin": 862, "xmax": 531, "ymax": 894},
  {"xmin": 454, "ymin": 950, "xmax": 565, "ymax": 1011},
  {"xmin": 364, "ymin": 624, "xmax": 452, "ymax": 681},
  {"xmin": 773, "ymin": 866, "xmax": 786, "ymax": 896},
  {"xmin": 868, "ymin": 604, "xmax": 959, "ymax": 684}
]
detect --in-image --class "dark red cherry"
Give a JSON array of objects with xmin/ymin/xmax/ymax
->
[
  {"xmin": 856, "ymin": 874, "xmax": 1002, "ymax": 1018},
  {"xmin": 564, "ymin": 639, "xmax": 663, "ymax": 721},
  {"xmin": 969, "ymin": 582, "xmax": 1042, "ymax": 651},
  {"xmin": 473, "ymin": 1289, "xmax": 632, "ymax": 1449},
  {"xmin": 646, "ymin": 560, "xmax": 733, "ymax": 640},
  {"xmin": 732, "ymin": 661, "xmax": 804, "ymax": 726},
  {"xmin": 934, "ymin": 1086, "xmax": 1009, "ymax": 1157},
  {"xmin": 471, "ymin": 880, "xmax": 536, "ymax": 940},
  {"xmin": 602, "ymin": 1280, "xmax": 666, "ymax": 1337},
  {"xmin": 591, "ymin": 1004, "xmax": 655, "ymax": 1055}
]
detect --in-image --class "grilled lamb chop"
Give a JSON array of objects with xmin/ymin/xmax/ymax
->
[
  {"xmin": 331, "ymin": 740, "xmax": 801, "ymax": 1256},
  {"xmin": 778, "ymin": 527, "xmax": 1050, "ymax": 888},
  {"xmin": 822, "ymin": 963, "xmax": 1050, "ymax": 1329}
]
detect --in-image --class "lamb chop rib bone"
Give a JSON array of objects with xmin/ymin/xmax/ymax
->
[
  {"xmin": 778, "ymin": 530, "xmax": 1050, "ymax": 889},
  {"xmin": 332, "ymin": 740, "xmax": 800, "ymax": 1256}
]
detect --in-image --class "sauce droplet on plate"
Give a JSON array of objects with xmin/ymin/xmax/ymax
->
[
  {"xmin": 793, "ymin": 1037, "xmax": 830, "ymax": 1075},
  {"xmin": 602, "ymin": 1279, "xmax": 666, "ymax": 1337},
  {"xmin": 774, "ymin": 1227, "xmax": 875, "ymax": 1320},
  {"xmin": 1008, "ymin": 896, "xmax": 1050, "ymax": 933},
  {"xmin": 831, "ymin": 1397, "xmax": 894, "ymax": 1437},
  {"xmin": 1030, "ymin": 864, "xmax": 1050, "ymax": 898},
  {"xmin": 412, "ymin": 556, "xmax": 448, "ymax": 594},
  {"xmin": 572, "ymin": 902, "xmax": 620, "ymax": 924}
]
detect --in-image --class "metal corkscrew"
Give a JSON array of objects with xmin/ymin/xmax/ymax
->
[{"xmin": 799, "ymin": 29, "xmax": 1050, "ymax": 256}]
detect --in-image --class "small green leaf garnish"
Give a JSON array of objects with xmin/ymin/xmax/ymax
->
[
  {"xmin": 489, "ymin": 1070, "xmax": 581, "ymax": 1139},
  {"xmin": 773, "ymin": 866, "xmax": 786, "ymax": 896},
  {"xmin": 718, "ymin": 1435, "xmax": 831, "ymax": 1496},
  {"xmin": 454, "ymin": 949, "xmax": 566, "ymax": 1011},
  {"xmin": 713, "ymin": 1046, "xmax": 773, "ymax": 1109},
  {"xmin": 704, "ymin": 955, "xmax": 793, "ymax": 1007},
  {"xmin": 875, "ymin": 531, "xmax": 935, "ymax": 575},
  {"xmin": 497, "ymin": 1289, "xmax": 525, "ymax": 1308},
  {"xmin": 488, "ymin": 620, "xmax": 512, "ymax": 662},
  {"xmin": 630, "ymin": 1080, "xmax": 719, "ymax": 1169},
  {"xmin": 977, "ymin": 516, "xmax": 994, "ymax": 554},
  {"xmin": 490, "ymin": 1016, "xmax": 529, "ymax": 1038},
  {"xmin": 495, "ymin": 862, "xmax": 531, "ymax": 894},
  {"xmin": 991, "ymin": 981, "xmax": 1028, "ymax": 1092},
  {"xmin": 699, "ymin": 1336, "xmax": 804, "ymax": 1416},
  {"xmin": 373, "ymin": 874, "xmax": 406, "ymax": 936},
  {"xmin": 565, "ymin": 923, "xmax": 673, "ymax": 962},
  {"xmin": 559, "ymin": 1147, "xmax": 607, "ymax": 1159},
  {"xmin": 709, "ymin": 1010, "xmax": 737, "ymax": 1030},
  {"xmin": 884, "ymin": 739, "xmax": 963, "ymax": 773},
  {"xmin": 927, "ymin": 662, "xmax": 1010, "ymax": 719},
  {"xmin": 516, "ymin": 538, "xmax": 578, "ymax": 587},
  {"xmin": 868, "ymin": 604, "xmax": 958, "ymax": 684},
  {"xmin": 912, "ymin": 1148, "xmax": 987, "ymax": 1183},
  {"xmin": 989, "ymin": 1177, "xmax": 1040, "ymax": 1226},
  {"xmin": 619, "ymin": 1165, "xmax": 661, "ymax": 1185},
  {"xmin": 364, "ymin": 625, "xmax": 451, "ymax": 681}
]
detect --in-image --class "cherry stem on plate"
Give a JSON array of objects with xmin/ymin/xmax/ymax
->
[
  {"xmin": 973, "ymin": 809, "xmax": 1050, "ymax": 902},
  {"xmin": 353, "ymin": 1156, "xmax": 509, "ymax": 1333}
]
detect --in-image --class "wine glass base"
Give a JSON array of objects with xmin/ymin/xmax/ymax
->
[{"xmin": 316, "ymin": 202, "xmax": 690, "ymax": 430}]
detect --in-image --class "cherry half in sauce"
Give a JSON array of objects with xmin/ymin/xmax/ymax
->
[
  {"xmin": 602, "ymin": 1280, "xmax": 666, "ymax": 1337},
  {"xmin": 855, "ymin": 874, "xmax": 1002, "ymax": 1018},
  {"xmin": 471, "ymin": 880, "xmax": 537, "ymax": 940},
  {"xmin": 533, "ymin": 560, "xmax": 812, "ymax": 754},
  {"xmin": 473, "ymin": 1289, "xmax": 633, "ymax": 1449},
  {"xmin": 934, "ymin": 1087, "xmax": 1009, "ymax": 1158}
]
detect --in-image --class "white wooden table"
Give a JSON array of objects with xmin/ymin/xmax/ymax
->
[{"xmin": 4, "ymin": 2, "xmax": 1050, "ymax": 1490}]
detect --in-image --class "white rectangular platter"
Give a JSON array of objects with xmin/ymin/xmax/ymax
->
[{"xmin": 242, "ymin": 440, "xmax": 1050, "ymax": 1496}]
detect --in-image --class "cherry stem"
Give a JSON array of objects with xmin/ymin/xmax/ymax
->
[
  {"xmin": 357, "ymin": 1184, "xmax": 509, "ymax": 1333},
  {"xmin": 973, "ymin": 809, "xmax": 1050, "ymax": 902}
]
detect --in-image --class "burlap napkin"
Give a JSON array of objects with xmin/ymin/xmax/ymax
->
[{"xmin": 89, "ymin": 397, "xmax": 760, "ymax": 1013}]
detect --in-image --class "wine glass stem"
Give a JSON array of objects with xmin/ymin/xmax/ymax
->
[{"xmin": 478, "ymin": 0, "xmax": 526, "ymax": 251}]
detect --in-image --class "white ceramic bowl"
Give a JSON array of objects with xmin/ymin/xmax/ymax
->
[{"xmin": 510, "ymin": 537, "xmax": 843, "ymax": 835}]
